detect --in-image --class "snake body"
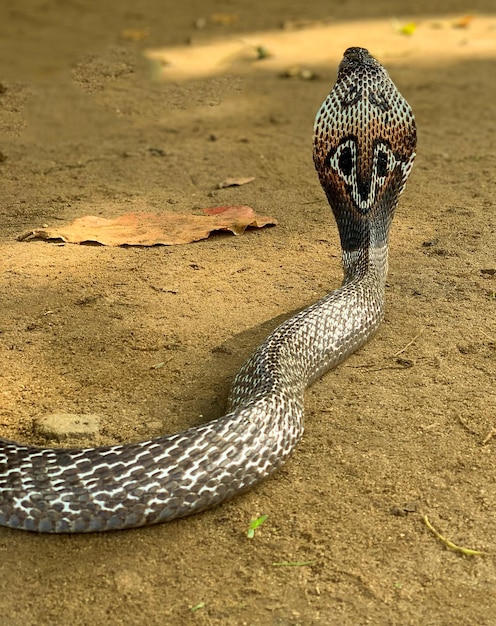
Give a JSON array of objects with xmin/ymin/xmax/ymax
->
[{"xmin": 0, "ymin": 48, "xmax": 416, "ymax": 533}]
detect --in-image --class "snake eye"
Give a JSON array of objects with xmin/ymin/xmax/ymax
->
[
  {"xmin": 376, "ymin": 150, "xmax": 388, "ymax": 178},
  {"xmin": 338, "ymin": 146, "xmax": 353, "ymax": 177}
]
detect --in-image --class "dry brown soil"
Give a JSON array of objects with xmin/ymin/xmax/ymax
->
[{"xmin": 1, "ymin": 1, "xmax": 495, "ymax": 625}]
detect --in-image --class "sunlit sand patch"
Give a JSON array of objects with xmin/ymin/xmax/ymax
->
[{"xmin": 144, "ymin": 15, "xmax": 496, "ymax": 80}]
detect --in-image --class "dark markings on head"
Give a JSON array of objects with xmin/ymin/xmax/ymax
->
[
  {"xmin": 338, "ymin": 146, "xmax": 353, "ymax": 176},
  {"xmin": 357, "ymin": 178, "xmax": 371, "ymax": 203},
  {"xmin": 323, "ymin": 135, "xmax": 406, "ymax": 215},
  {"xmin": 368, "ymin": 90, "xmax": 390, "ymax": 112},
  {"xmin": 340, "ymin": 84, "xmax": 362, "ymax": 108},
  {"xmin": 376, "ymin": 150, "xmax": 388, "ymax": 178}
]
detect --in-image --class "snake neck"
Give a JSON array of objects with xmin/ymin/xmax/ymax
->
[
  {"xmin": 341, "ymin": 243, "xmax": 388, "ymax": 286},
  {"xmin": 339, "ymin": 213, "xmax": 390, "ymax": 290}
]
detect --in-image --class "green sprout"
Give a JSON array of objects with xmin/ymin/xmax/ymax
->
[{"xmin": 247, "ymin": 514, "xmax": 268, "ymax": 538}]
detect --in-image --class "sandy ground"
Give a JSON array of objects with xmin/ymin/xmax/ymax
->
[{"xmin": 1, "ymin": 1, "xmax": 496, "ymax": 624}]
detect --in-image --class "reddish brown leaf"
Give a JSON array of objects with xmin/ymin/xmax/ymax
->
[
  {"xmin": 17, "ymin": 206, "xmax": 277, "ymax": 247},
  {"xmin": 452, "ymin": 15, "xmax": 474, "ymax": 28}
]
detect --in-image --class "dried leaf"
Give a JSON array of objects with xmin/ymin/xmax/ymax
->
[
  {"xmin": 120, "ymin": 29, "xmax": 149, "ymax": 41},
  {"xmin": 210, "ymin": 13, "xmax": 238, "ymax": 26},
  {"xmin": 17, "ymin": 206, "xmax": 276, "ymax": 247},
  {"xmin": 217, "ymin": 176, "xmax": 255, "ymax": 189},
  {"xmin": 452, "ymin": 15, "xmax": 474, "ymax": 28}
]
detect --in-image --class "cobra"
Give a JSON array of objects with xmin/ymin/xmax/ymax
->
[{"xmin": 0, "ymin": 48, "xmax": 416, "ymax": 533}]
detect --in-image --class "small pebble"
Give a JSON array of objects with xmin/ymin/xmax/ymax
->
[{"xmin": 34, "ymin": 413, "xmax": 101, "ymax": 442}]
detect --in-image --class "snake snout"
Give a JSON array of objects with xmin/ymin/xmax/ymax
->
[{"xmin": 338, "ymin": 47, "xmax": 385, "ymax": 80}]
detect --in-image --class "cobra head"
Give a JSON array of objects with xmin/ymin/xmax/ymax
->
[{"xmin": 313, "ymin": 48, "xmax": 416, "ymax": 263}]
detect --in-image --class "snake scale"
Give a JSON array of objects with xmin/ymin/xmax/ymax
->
[{"xmin": 0, "ymin": 48, "xmax": 416, "ymax": 533}]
